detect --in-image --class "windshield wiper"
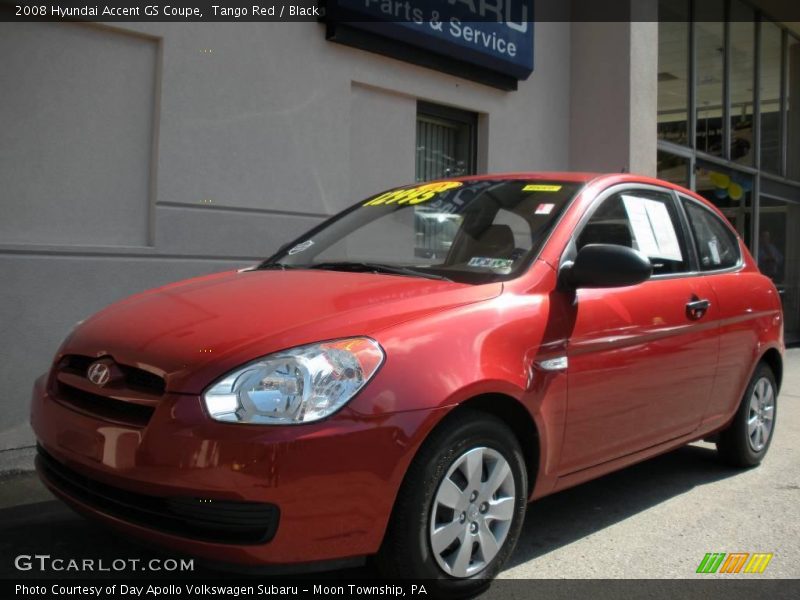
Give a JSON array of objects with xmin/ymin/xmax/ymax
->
[
  {"xmin": 257, "ymin": 262, "xmax": 306, "ymax": 271},
  {"xmin": 307, "ymin": 261, "xmax": 452, "ymax": 282}
]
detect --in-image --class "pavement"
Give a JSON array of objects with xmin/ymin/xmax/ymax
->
[{"xmin": 1, "ymin": 350, "xmax": 798, "ymax": 581}]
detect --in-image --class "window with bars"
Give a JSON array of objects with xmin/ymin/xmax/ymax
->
[
  {"xmin": 415, "ymin": 102, "xmax": 478, "ymax": 258},
  {"xmin": 415, "ymin": 102, "xmax": 477, "ymax": 182}
]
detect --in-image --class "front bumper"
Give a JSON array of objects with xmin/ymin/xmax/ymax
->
[{"xmin": 30, "ymin": 374, "xmax": 445, "ymax": 566}]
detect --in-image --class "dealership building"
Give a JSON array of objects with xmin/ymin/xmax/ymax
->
[{"xmin": 0, "ymin": 0, "xmax": 798, "ymax": 468}]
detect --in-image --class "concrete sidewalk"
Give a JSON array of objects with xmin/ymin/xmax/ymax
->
[{"xmin": 1, "ymin": 350, "xmax": 798, "ymax": 579}]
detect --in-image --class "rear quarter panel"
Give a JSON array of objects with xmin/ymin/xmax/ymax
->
[{"xmin": 701, "ymin": 266, "xmax": 784, "ymax": 429}]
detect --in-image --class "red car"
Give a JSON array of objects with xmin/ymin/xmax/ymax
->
[{"xmin": 31, "ymin": 173, "xmax": 783, "ymax": 593}]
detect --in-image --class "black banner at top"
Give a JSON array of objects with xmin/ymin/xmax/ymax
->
[{"xmin": 3, "ymin": 0, "xmax": 800, "ymax": 23}]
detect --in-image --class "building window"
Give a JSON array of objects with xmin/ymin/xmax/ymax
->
[
  {"xmin": 657, "ymin": 0, "xmax": 690, "ymax": 146},
  {"xmin": 760, "ymin": 20, "xmax": 783, "ymax": 174},
  {"xmin": 657, "ymin": 150, "xmax": 690, "ymax": 187},
  {"xmin": 759, "ymin": 180, "xmax": 800, "ymax": 339},
  {"xmin": 415, "ymin": 102, "xmax": 477, "ymax": 183},
  {"xmin": 729, "ymin": 0, "xmax": 755, "ymax": 165},
  {"xmin": 656, "ymin": 5, "xmax": 800, "ymax": 342},
  {"xmin": 694, "ymin": 1, "xmax": 725, "ymax": 156},
  {"xmin": 788, "ymin": 34, "xmax": 800, "ymax": 181}
]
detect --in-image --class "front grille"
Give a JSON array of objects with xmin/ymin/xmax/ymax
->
[
  {"xmin": 119, "ymin": 365, "xmax": 166, "ymax": 395},
  {"xmin": 55, "ymin": 382, "xmax": 154, "ymax": 428},
  {"xmin": 36, "ymin": 446, "xmax": 280, "ymax": 545},
  {"xmin": 59, "ymin": 355, "xmax": 166, "ymax": 396},
  {"xmin": 60, "ymin": 355, "xmax": 94, "ymax": 373}
]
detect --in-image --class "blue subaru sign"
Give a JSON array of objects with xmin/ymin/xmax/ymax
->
[{"xmin": 323, "ymin": 1, "xmax": 534, "ymax": 87}]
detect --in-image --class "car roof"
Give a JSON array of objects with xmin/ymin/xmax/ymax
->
[
  {"xmin": 445, "ymin": 171, "xmax": 706, "ymax": 200},
  {"xmin": 442, "ymin": 171, "xmax": 731, "ymax": 221},
  {"xmin": 450, "ymin": 171, "xmax": 602, "ymax": 183}
]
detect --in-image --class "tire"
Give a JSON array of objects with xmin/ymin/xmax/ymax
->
[
  {"xmin": 716, "ymin": 362, "xmax": 778, "ymax": 468},
  {"xmin": 376, "ymin": 410, "xmax": 528, "ymax": 596}
]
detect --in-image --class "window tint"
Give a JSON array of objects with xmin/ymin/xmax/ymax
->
[
  {"xmin": 682, "ymin": 198, "xmax": 741, "ymax": 270},
  {"xmin": 578, "ymin": 190, "xmax": 690, "ymax": 276}
]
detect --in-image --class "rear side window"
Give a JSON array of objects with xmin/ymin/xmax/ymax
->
[
  {"xmin": 682, "ymin": 199, "xmax": 741, "ymax": 271},
  {"xmin": 577, "ymin": 189, "xmax": 690, "ymax": 276}
]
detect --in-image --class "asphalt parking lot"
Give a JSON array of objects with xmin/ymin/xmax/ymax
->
[{"xmin": 1, "ymin": 350, "xmax": 798, "ymax": 581}]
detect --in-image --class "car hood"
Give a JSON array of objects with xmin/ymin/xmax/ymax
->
[{"xmin": 60, "ymin": 269, "xmax": 502, "ymax": 393}]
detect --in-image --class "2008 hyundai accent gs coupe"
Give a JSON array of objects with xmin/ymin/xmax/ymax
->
[{"xmin": 32, "ymin": 172, "xmax": 783, "ymax": 593}]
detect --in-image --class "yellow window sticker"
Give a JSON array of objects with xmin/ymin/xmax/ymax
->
[
  {"xmin": 364, "ymin": 181, "xmax": 463, "ymax": 207},
  {"xmin": 523, "ymin": 184, "xmax": 562, "ymax": 192}
]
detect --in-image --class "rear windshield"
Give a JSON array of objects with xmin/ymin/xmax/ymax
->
[{"xmin": 263, "ymin": 179, "xmax": 583, "ymax": 284}]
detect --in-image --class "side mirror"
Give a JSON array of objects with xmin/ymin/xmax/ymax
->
[{"xmin": 560, "ymin": 244, "xmax": 652, "ymax": 290}]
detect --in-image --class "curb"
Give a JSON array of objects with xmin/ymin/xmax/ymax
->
[{"xmin": 0, "ymin": 445, "xmax": 36, "ymax": 476}]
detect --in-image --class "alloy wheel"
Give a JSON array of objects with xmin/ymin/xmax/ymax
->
[
  {"xmin": 747, "ymin": 376, "xmax": 775, "ymax": 452},
  {"xmin": 429, "ymin": 447, "xmax": 516, "ymax": 578}
]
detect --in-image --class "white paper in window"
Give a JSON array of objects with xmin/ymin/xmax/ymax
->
[
  {"xmin": 708, "ymin": 237, "xmax": 721, "ymax": 264},
  {"xmin": 621, "ymin": 195, "xmax": 683, "ymax": 261},
  {"xmin": 620, "ymin": 197, "xmax": 660, "ymax": 257}
]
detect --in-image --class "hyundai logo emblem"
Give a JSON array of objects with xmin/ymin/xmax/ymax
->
[{"xmin": 86, "ymin": 362, "xmax": 111, "ymax": 387}]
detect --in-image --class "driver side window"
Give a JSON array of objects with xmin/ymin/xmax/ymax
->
[{"xmin": 577, "ymin": 190, "xmax": 690, "ymax": 276}]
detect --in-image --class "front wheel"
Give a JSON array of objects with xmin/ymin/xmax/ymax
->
[
  {"xmin": 716, "ymin": 362, "xmax": 778, "ymax": 467},
  {"xmin": 376, "ymin": 411, "xmax": 528, "ymax": 595}
]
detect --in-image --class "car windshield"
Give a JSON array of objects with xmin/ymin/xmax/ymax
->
[{"xmin": 261, "ymin": 179, "xmax": 583, "ymax": 284}]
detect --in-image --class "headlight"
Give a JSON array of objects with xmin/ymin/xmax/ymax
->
[{"xmin": 202, "ymin": 337, "xmax": 384, "ymax": 425}]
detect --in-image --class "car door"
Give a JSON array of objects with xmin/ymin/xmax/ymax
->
[{"xmin": 557, "ymin": 186, "xmax": 720, "ymax": 474}]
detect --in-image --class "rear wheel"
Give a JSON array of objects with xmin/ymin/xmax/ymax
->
[
  {"xmin": 376, "ymin": 411, "xmax": 527, "ymax": 595},
  {"xmin": 716, "ymin": 363, "xmax": 778, "ymax": 467}
]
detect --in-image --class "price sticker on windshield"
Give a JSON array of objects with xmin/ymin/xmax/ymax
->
[
  {"xmin": 364, "ymin": 181, "xmax": 463, "ymax": 207},
  {"xmin": 524, "ymin": 184, "xmax": 562, "ymax": 192}
]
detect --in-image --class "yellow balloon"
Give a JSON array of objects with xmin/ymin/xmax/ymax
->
[
  {"xmin": 709, "ymin": 171, "xmax": 731, "ymax": 188},
  {"xmin": 729, "ymin": 183, "xmax": 744, "ymax": 200}
]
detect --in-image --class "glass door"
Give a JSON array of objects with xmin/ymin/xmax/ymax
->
[{"xmin": 759, "ymin": 190, "xmax": 800, "ymax": 343}]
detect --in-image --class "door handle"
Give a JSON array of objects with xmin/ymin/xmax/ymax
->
[{"xmin": 686, "ymin": 298, "xmax": 711, "ymax": 320}]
